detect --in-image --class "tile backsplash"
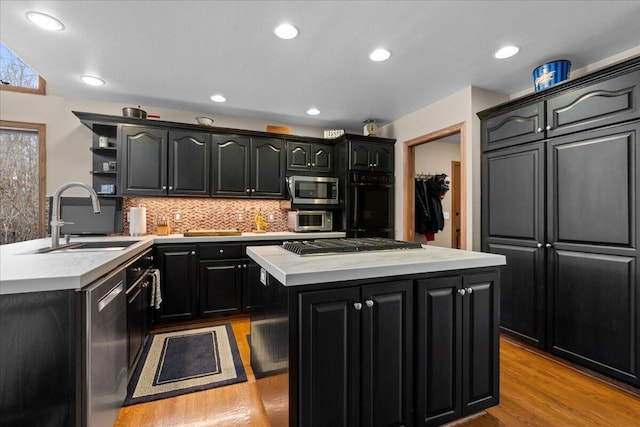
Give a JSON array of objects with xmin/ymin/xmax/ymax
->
[{"xmin": 122, "ymin": 197, "xmax": 290, "ymax": 235}]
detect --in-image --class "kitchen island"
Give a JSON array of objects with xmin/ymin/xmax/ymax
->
[{"xmin": 247, "ymin": 242, "xmax": 506, "ymax": 427}]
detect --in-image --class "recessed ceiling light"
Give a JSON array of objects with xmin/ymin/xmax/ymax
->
[
  {"xmin": 210, "ymin": 94, "xmax": 226, "ymax": 103},
  {"xmin": 81, "ymin": 75, "xmax": 105, "ymax": 86},
  {"xmin": 369, "ymin": 48, "xmax": 391, "ymax": 62},
  {"xmin": 306, "ymin": 108, "xmax": 320, "ymax": 116},
  {"xmin": 26, "ymin": 11, "xmax": 65, "ymax": 31},
  {"xmin": 274, "ymin": 23, "xmax": 298, "ymax": 40},
  {"xmin": 494, "ymin": 45, "xmax": 520, "ymax": 59}
]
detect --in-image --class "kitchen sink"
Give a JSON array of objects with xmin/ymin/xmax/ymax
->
[{"xmin": 36, "ymin": 240, "xmax": 140, "ymax": 253}]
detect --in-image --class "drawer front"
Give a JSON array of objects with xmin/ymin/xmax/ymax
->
[
  {"xmin": 547, "ymin": 69, "xmax": 640, "ymax": 138},
  {"xmin": 126, "ymin": 248, "xmax": 154, "ymax": 285},
  {"xmin": 198, "ymin": 243, "xmax": 243, "ymax": 260},
  {"xmin": 482, "ymin": 102, "xmax": 545, "ymax": 152}
]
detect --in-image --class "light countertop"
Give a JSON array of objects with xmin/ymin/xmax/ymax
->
[
  {"xmin": 0, "ymin": 231, "xmax": 345, "ymax": 295},
  {"xmin": 246, "ymin": 244, "xmax": 506, "ymax": 286}
]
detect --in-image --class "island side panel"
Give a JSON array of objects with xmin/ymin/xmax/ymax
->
[{"xmin": 0, "ymin": 290, "xmax": 77, "ymax": 427}]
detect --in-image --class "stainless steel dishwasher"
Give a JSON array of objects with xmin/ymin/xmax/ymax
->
[{"xmin": 79, "ymin": 267, "xmax": 127, "ymax": 427}]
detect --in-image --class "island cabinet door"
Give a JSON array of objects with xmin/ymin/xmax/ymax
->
[
  {"xmin": 415, "ymin": 276, "xmax": 463, "ymax": 426},
  {"xmin": 361, "ymin": 280, "xmax": 413, "ymax": 427},
  {"xmin": 299, "ymin": 287, "xmax": 362, "ymax": 427}
]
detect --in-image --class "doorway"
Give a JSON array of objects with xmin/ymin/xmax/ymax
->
[{"xmin": 403, "ymin": 122, "xmax": 466, "ymax": 249}]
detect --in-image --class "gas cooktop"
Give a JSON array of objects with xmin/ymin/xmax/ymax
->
[{"xmin": 282, "ymin": 237, "xmax": 423, "ymax": 256}]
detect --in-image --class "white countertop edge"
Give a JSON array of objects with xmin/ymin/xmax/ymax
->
[
  {"xmin": 0, "ymin": 232, "xmax": 346, "ymax": 295},
  {"xmin": 246, "ymin": 246, "xmax": 506, "ymax": 287}
]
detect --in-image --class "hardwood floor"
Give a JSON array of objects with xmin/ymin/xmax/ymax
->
[{"xmin": 115, "ymin": 317, "xmax": 640, "ymax": 427}]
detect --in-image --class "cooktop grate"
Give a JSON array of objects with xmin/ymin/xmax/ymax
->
[{"xmin": 282, "ymin": 237, "xmax": 423, "ymax": 256}]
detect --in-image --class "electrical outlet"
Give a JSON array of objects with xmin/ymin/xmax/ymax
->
[
  {"xmin": 174, "ymin": 212, "xmax": 183, "ymax": 222},
  {"xmin": 237, "ymin": 212, "xmax": 244, "ymax": 222},
  {"xmin": 268, "ymin": 213, "xmax": 275, "ymax": 222}
]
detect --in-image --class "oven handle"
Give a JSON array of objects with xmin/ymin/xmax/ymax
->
[{"xmin": 351, "ymin": 182, "xmax": 393, "ymax": 187}]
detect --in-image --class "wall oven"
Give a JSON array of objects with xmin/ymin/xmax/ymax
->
[
  {"xmin": 287, "ymin": 176, "xmax": 339, "ymax": 205},
  {"xmin": 348, "ymin": 172, "xmax": 394, "ymax": 238}
]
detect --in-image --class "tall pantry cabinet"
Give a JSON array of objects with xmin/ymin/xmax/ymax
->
[{"xmin": 480, "ymin": 56, "xmax": 640, "ymax": 387}]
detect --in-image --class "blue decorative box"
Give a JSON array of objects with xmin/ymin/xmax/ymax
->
[{"xmin": 533, "ymin": 60, "xmax": 571, "ymax": 92}]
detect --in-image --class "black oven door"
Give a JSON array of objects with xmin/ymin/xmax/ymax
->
[{"xmin": 348, "ymin": 173, "xmax": 394, "ymax": 237}]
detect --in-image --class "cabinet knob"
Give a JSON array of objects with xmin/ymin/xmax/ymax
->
[
  {"xmin": 162, "ymin": 185, "xmax": 167, "ymax": 190},
  {"xmin": 219, "ymin": 249, "xmax": 224, "ymax": 254},
  {"xmin": 458, "ymin": 288, "xmax": 466, "ymax": 296},
  {"xmin": 537, "ymin": 243, "xmax": 543, "ymax": 248},
  {"xmin": 466, "ymin": 287, "xmax": 473, "ymax": 294},
  {"xmin": 251, "ymin": 188, "xmax": 256, "ymax": 193},
  {"xmin": 546, "ymin": 124, "xmax": 552, "ymax": 131},
  {"xmin": 141, "ymin": 281, "xmax": 149, "ymax": 288},
  {"xmin": 537, "ymin": 127, "xmax": 543, "ymax": 133},
  {"xmin": 369, "ymin": 163, "xmax": 373, "ymax": 167},
  {"xmin": 546, "ymin": 243, "xmax": 552, "ymax": 248},
  {"xmin": 246, "ymin": 189, "xmax": 250, "ymax": 193},
  {"xmin": 243, "ymin": 264, "xmax": 247, "ymax": 269},
  {"xmin": 130, "ymin": 267, "xmax": 142, "ymax": 272},
  {"xmin": 311, "ymin": 163, "xmax": 316, "ymax": 167},
  {"xmin": 365, "ymin": 299, "xmax": 374, "ymax": 308},
  {"xmin": 373, "ymin": 163, "xmax": 378, "ymax": 167},
  {"xmin": 168, "ymin": 186, "xmax": 174, "ymax": 191},
  {"xmin": 307, "ymin": 163, "xmax": 311, "ymax": 166},
  {"xmin": 143, "ymin": 255, "xmax": 154, "ymax": 261},
  {"xmin": 354, "ymin": 302, "xmax": 362, "ymax": 311},
  {"xmin": 190, "ymin": 251, "xmax": 195, "ymax": 255}
]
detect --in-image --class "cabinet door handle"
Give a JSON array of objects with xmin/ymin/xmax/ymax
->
[
  {"xmin": 466, "ymin": 287, "xmax": 473, "ymax": 294},
  {"xmin": 458, "ymin": 288, "xmax": 466, "ymax": 296},
  {"xmin": 537, "ymin": 127, "xmax": 543, "ymax": 133},
  {"xmin": 546, "ymin": 243, "xmax": 552, "ymax": 248},
  {"xmin": 365, "ymin": 299, "xmax": 374, "ymax": 308},
  {"xmin": 546, "ymin": 124, "xmax": 552, "ymax": 131},
  {"xmin": 354, "ymin": 302, "xmax": 362, "ymax": 311}
]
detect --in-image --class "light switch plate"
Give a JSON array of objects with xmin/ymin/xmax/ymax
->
[{"xmin": 443, "ymin": 211, "xmax": 450, "ymax": 220}]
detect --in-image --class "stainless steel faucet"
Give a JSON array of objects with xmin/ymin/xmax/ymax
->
[{"xmin": 50, "ymin": 182, "xmax": 101, "ymax": 248}]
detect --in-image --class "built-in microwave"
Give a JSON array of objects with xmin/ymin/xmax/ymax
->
[
  {"xmin": 288, "ymin": 210, "xmax": 333, "ymax": 232},
  {"xmin": 287, "ymin": 176, "xmax": 339, "ymax": 205}
]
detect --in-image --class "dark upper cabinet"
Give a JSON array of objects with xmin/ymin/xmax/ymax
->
[
  {"xmin": 349, "ymin": 140, "xmax": 394, "ymax": 172},
  {"xmin": 286, "ymin": 140, "xmax": 333, "ymax": 173},
  {"xmin": 546, "ymin": 69, "xmax": 640, "ymax": 138},
  {"xmin": 213, "ymin": 135, "xmax": 285, "ymax": 198},
  {"xmin": 120, "ymin": 125, "xmax": 168, "ymax": 196},
  {"xmin": 298, "ymin": 280, "xmax": 413, "ymax": 427},
  {"xmin": 416, "ymin": 272, "xmax": 499, "ymax": 426},
  {"xmin": 155, "ymin": 244, "xmax": 197, "ymax": 322},
  {"xmin": 481, "ymin": 102, "xmax": 545, "ymax": 151},
  {"xmin": 168, "ymin": 130, "xmax": 211, "ymax": 195},
  {"xmin": 120, "ymin": 126, "xmax": 210, "ymax": 196}
]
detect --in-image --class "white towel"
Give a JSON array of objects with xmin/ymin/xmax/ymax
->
[{"xmin": 149, "ymin": 269, "xmax": 162, "ymax": 309}]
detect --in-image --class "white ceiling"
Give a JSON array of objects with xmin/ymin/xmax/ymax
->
[{"xmin": 1, "ymin": 1, "xmax": 640, "ymax": 130}]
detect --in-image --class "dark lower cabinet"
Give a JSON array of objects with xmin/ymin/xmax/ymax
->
[
  {"xmin": 155, "ymin": 244, "xmax": 197, "ymax": 322},
  {"xmin": 298, "ymin": 280, "xmax": 413, "ymax": 427},
  {"xmin": 416, "ymin": 273, "xmax": 499, "ymax": 426},
  {"xmin": 199, "ymin": 259, "xmax": 243, "ymax": 317}
]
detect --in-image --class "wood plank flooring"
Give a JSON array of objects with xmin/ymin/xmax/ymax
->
[{"xmin": 114, "ymin": 317, "xmax": 640, "ymax": 427}]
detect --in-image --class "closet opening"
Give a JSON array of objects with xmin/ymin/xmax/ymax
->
[{"xmin": 403, "ymin": 122, "xmax": 466, "ymax": 249}]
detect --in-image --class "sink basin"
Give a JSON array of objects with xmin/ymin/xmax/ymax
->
[{"xmin": 36, "ymin": 240, "xmax": 139, "ymax": 253}]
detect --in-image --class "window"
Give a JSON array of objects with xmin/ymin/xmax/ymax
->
[
  {"xmin": 0, "ymin": 122, "xmax": 46, "ymax": 244},
  {"xmin": 0, "ymin": 41, "xmax": 46, "ymax": 95}
]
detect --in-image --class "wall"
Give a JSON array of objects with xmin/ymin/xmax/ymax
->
[
  {"xmin": 379, "ymin": 87, "xmax": 508, "ymax": 250},
  {"xmin": 0, "ymin": 90, "xmax": 329, "ymax": 197},
  {"xmin": 413, "ymin": 139, "xmax": 460, "ymax": 247}
]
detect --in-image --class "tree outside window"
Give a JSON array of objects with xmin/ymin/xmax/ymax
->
[
  {"xmin": 0, "ymin": 41, "xmax": 46, "ymax": 94},
  {"xmin": 0, "ymin": 125, "xmax": 46, "ymax": 244}
]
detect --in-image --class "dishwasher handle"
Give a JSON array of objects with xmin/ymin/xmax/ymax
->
[{"xmin": 98, "ymin": 280, "xmax": 124, "ymax": 312}]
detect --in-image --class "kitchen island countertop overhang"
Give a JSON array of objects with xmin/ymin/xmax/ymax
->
[{"xmin": 246, "ymin": 244, "xmax": 506, "ymax": 286}]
